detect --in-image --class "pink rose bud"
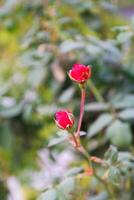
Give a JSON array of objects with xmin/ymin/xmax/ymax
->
[
  {"xmin": 54, "ymin": 110, "xmax": 74, "ymax": 129},
  {"xmin": 68, "ymin": 63, "xmax": 91, "ymax": 83}
]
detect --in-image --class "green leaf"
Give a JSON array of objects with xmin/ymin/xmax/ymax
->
[
  {"xmin": 111, "ymin": 94, "xmax": 134, "ymax": 109},
  {"xmin": 112, "ymin": 26, "xmax": 130, "ymax": 32},
  {"xmin": 0, "ymin": 102, "xmax": 24, "ymax": 118},
  {"xmin": 60, "ymin": 40, "xmax": 83, "ymax": 53},
  {"xmin": 0, "ymin": 82, "xmax": 11, "ymax": 96},
  {"xmin": 0, "ymin": 123, "xmax": 14, "ymax": 149},
  {"xmin": 65, "ymin": 167, "xmax": 83, "ymax": 177},
  {"xmin": 88, "ymin": 191, "xmax": 108, "ymax": 200},
  {"xmin": 118, "ymin": 152, "xmax": 134, "ymax": 161},
  {"xmin": 85, "ymin": 102, "xmax": 109, "ymax": 112},
  {"xmin": 48, "ymin": 132, "xmax": 68, "ymax": 147},
  {"xmin": 37, "ymin": 104, "xmax": 58, "ymax": 116},
  {"xmin": 37, "ymin": 189, "xmax": 57, "ymax": 200},
  {"xmin": 56, "ymin": 130, "xmax": 68, "ymax": 137},
  {"xmin": 86, "ymin": 44, "xmax": 101, "ymax": 56},
  {"xmin": 119, "ymin": 109, "xmax": 134, "ymax": 120},
  {"xmin": 88, "ymin": 113, "xmax": 113, "ymax": 138},
  {"xmin": 28, "ymin": 67, "xmax": 45, "ymax": 87},
  {"xmin": 120, "ymin": 166, "xmax": 129, "ymax": 176},
  {"xmin": 116, "ymin": 32, "xmax": 133, "ymax": 44},
  {"xmin": 104, "ymin": 145, "xmax": 118, "ymax": 164},
  {"xmin": 118, "ymin": 152, "xmax": 134, "ymax": 170},
  {"xmin": 59, "ymin": 87, "xmax": 75, "ymax": 103},
  {"xmin": 108, "ymin": 166, "xmax": 120, "ymax": 185},
  {"xmin": 106, "ymin": 120, "xmax": 132, "ymax": 148},
  {"xmin": 58, "ymin": 177, "xmax": 75, "ymax": 200}
]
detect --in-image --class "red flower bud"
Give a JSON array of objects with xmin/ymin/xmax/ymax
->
[
  {"xmin": 68, "ymin": 63, "xmax": 91, "ymax": 83},
  {"xmin": 54, "ymin": 110, "xmax": 74, "ymax": 129}
]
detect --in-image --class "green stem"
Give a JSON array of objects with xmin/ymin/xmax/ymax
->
[
  {"xmin": 71, "ymin": 133, "xmax": 80, "ymax": 148},
  {"xmin": 81, "ymin": 146, "xmax": 93, "ymax": 167},
  {"xmin": 71, "ymin": 80, "xmax": 116, "ymax": 199}
]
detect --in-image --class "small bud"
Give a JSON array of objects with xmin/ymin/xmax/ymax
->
[
  {"xmin": 68, "ymin": 63, "xmax": 91, "ymax": 84},
  {"xmin": 54, "ymin": 110, "xmax": 74, "ymax": 130}
]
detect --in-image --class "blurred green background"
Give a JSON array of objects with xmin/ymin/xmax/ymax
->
[{"xmin": 0, "ymin": 0, "xmax": 134, "ymax": 199}]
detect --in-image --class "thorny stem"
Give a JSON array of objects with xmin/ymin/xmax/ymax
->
[
  {"xmin": 76, "ymin": 86, "xmax": 86, "ymax": 138},
  {"xmin": 76, "ymin": 143, "xmax": 115, "ymax": 200},
  {"xmin": 70, "ymin": 81, "xmax": 116, "ymax": 199}
]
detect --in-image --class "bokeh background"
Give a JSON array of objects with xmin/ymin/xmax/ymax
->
[{"xmin": 0, "ymin": 0, "xmax": 134, "ymax": 199}]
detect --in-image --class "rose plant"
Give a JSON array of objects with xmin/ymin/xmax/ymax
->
[{"xmin": 38, "ymin": 63, "xmax": 134, "ymax": 200}]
